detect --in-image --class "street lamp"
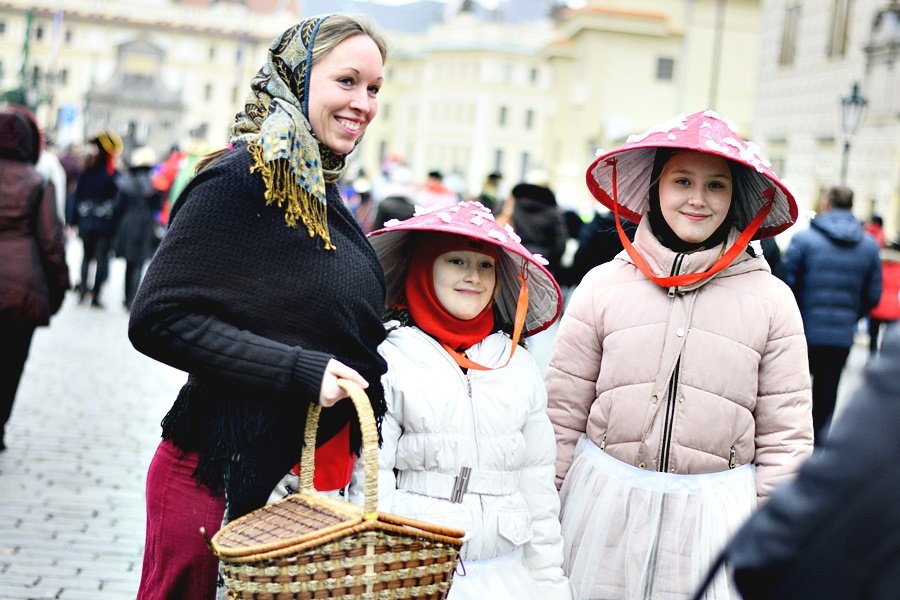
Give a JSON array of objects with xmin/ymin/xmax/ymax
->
[{"xmin": 839, "ymin": 81, "xmax": 868, "ymax": 185}]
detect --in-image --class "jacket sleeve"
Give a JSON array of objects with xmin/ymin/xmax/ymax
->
[
  {"xmin": 519, "ymin": 360, "xmax": 574, "ymax": 598},
  {"xmin": 753, "ymin": 281, "xmax": 814, "ymax": 499},
  {"xmin": 127, "ymin": 164, "xmax": 333, "ymax": 402},
  {"xmin": 349, "ymin": 363, "xmax": 401, "ymax": 509},
  {"xmin": 861, "ymin": 246, "xmax": 883, "ymax": 316},
  {"xmin": 545, "ymin": 271, "xmax": 604, "ymax": 489},
  {"xmin": 35, "ymin": 181, "xmax": 70, "ymax": 314}
]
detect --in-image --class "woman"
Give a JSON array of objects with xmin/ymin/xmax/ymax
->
[
  {"xmin": 351, "ymin": 201, "xmax": 571, "ymax": 598},
  {"xmin": 0, "ymin": 105, "xmax": 70, "ymax": 452},
  {"xmin": 128, "ymin": 14, "xmax": 389, "ymax": 599},
  {"xmin": 71, "ymin": 129, "xmax": 121, "ymax": 308},
  {"xmin": 545, "ymin": 110, "xmax": 814, "ymax": 599},
  {"xmin": 113, "ymin": 146, "xmax": 162, "ymax": 310}
]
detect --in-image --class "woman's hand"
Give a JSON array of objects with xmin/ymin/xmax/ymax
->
[{"xmin": 318, "ymin": 358, "xmax": 368, "ymax": 407}]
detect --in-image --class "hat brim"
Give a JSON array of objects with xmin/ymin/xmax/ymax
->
[
  {"xmin": 586, "ymin": 112, "xmax": 798, "ymax": 240},
  {"xmin": 368, "ymin": 205, "xmax": 562, "ymax": 336}
]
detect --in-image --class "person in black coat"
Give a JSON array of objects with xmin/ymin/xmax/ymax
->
[
  {"xmin": 114, "ymin": 146, "xmax": 162, "ymax": 310},
  {"xmin": 71, "ymin": 129, "xmax": 122, "ymax": 308},
  {"xmin": 693, "ymin": 323, "xmax": 900, "ymax": 600},
  {"xmin": 499, "ymin": 175, "xmax": 568, "ymax": 277}
]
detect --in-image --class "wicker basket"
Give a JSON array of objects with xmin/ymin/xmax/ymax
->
[{"xmin": 208, "ymin": 379, "xmax": 465, "ymax": 599}]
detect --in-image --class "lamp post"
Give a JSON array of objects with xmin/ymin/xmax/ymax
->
[{"xmin": 839, "ymin": 81, "xmax": 868, "ymax": 185}]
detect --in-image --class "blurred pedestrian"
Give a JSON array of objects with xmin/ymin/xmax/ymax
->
[
  {"xmin": 36, "ymin": 134, "xmax": 67, "ymax": 221},
  {"xmin": 371, "ymin": 163, "xmax": 415, "ymax": 229},
  {"xmin": 561, "ymin": 205, "xmax": 637, "ymax": 288},
  {"xmin": 114, "ymin": 146, "xmax": 163, "ymax": 311},
  {"xmin": 868, "ymin": 238, "xmax": 900, "ymax": 355},
  {"xmin": 59, "ymin": 143, "xmax": 84, "ymax": 233},
  {"xmin": 414, "ymin": 169, "xmax": 458, "ymax": 210},
  {"xmin": 474, "ymin": 170, "xmax": 503, "ymax": 213},
  {"xmin": 498, "ymin": 171, "xmax": 568, "ymax": 278},
  {"xmin": 694, "ymin": 324, "xmax": 900, "ymax": 600},
  {"xmin": 71, "ymin": 130, "xmax": 123, "ymax": 308},
  {"xmin": 127, "ymin": 14, "xmax": 390, "ymax": 600},
  {"xmin": 352, "ymin": 201, "xmax": 572, "ymax": 599},
  {"xmin": 546, "ymin": 110, "xmax": 813, "ymax": 599},
  {"xmin": 863, "ymin": 214, "xmax": 885, "ymax": 248},
  {"xmin": 0, "ymin": 105, "xmax": 70, "ymax": 451},
  {"xmin": 781, "ymin": 185, "xmax": 882, "ymax": 442}
]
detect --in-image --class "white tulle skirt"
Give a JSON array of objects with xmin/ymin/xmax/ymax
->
[
  {"xmin": 449, "ymin": 548, "xmax": 542, "ymax": 600},
  {"xmin": 559, "ymin": 436, "xmax": 756, "ymax": 600}
]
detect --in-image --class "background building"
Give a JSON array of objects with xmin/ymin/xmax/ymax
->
[
  {"xmin": 754, "ymin": 0, "xmax": 899, "ymax": 236},
  {"xmin": 1, "ymin": 0, "xmax": 896, "ymax": 237}
]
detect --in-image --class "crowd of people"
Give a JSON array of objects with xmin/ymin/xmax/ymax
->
[{"xmin": 3, "ymin": 11, "xmax": 899, "ymax": 600}]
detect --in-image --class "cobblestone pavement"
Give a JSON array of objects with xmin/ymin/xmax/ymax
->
[
  {"xmin": 0, "ymin": 242, "xmax": 184, "ymax": 600},
  {"xmin": 0, "ymin": 243, "xmax": 869, "ymax": 600}
]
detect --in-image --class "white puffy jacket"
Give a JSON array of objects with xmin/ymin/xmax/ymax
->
[{"xmin": 350, "ymin": 325, "xmax": 570, "ymax": 597}]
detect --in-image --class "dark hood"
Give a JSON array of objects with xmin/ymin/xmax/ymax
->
[
  {"xmin": 511, "ymin": 183, "xmax": 557, "ymax": 209},
  {"xmin": 811, "ymin": 209, "xmax": 865, "ymax": 246}
]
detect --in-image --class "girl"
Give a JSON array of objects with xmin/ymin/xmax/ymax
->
[
  {"xmin": 545, "ymin": 110, "xmax": 814, "ymax": 599},
  {"xmin": 353, "ymin": 200, "xmax": 573, "ymax": 599}
]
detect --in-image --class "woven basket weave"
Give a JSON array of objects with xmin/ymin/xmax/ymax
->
[{"xmin": 208, "ymin": 380, "xmax": 465, "ymax": 599}]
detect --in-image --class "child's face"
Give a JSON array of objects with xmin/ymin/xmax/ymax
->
[
  {"xmin": 658, "ymin": 151, "xmax": 733, "ymax": 244},
  {"xmin": 432, "ymin": 250, "xmax": 497, "ymax": 320}
]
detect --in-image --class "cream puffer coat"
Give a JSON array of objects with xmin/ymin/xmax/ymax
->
[
  {"xmin": 546, "ymin": 219, "xmax": 814, "ymax": 500},
  {"xmin": 351, "ymin": 325, "xmax": 571, "ymax": 597}
]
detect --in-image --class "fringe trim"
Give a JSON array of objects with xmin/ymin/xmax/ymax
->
[{"xmin": 248, "ymin": 141, "xmax": 335, "ymax": 250}]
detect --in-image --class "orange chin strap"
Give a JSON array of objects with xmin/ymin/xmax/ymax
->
[
  {"xmin": 607, "ymin": 157, "xmax": 774, "ymax": 289},
  {"xmin": 442, "ymin": 272, "xmax": 529, "ymax": 371}
]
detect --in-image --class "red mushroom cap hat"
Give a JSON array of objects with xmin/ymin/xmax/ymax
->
[
  {"xmin": 586, "ymin": 109, "xmax": 797, "ymax": 240},
  {"xmin": 368, "ymin": 201, "xmax": 562, "ymax": 337}
]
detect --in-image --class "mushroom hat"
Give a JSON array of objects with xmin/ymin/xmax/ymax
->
[
  {"xmin": 367, "ymin": 201, "xmax": 562, "ymax": 337},
  {"xmin": 586, "ymin": 109, "xmax": 797, "ymax": 240}
]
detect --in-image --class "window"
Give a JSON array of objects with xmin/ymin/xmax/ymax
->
[
  {"xmin": 35, "ymin": 25, "xmax": 44, "ymax": 41},
  {"xmin": 204, "ymin": 83, "xmax": 213, "ymax": 101},
  {"xmin": 65, "ymin": 28, "xmax": 72, "ymax": 43},
  {"xmin": 780, "ymin": 3, "xmax": 801, "ymax": 66},
  {"xmin": 519, "ymin": 152, "xmax": 530, "ymax": 181},
  {"xmin": 525, "ymin": 109, "xmax": 534, "ymax": 129},
  {"xmin": 529, "ymin": 67, "xmax": 539, "ymax": 84},
  {"xmin": 498, "ymin": 106, "xmax": 507, "ymax": 126},
  {"xmin": 827, "ymin": 0, "xmax": 851, "ymax": 57},
  {"xmin": 59, "ymin": 68, "xmax": 68, "ymax": 85},
  {"xmin": 0, "ymin": 21, "xmax": 6, "ymax": 36},
  {"xmin": 494, "ymin": 148, "xmax": 504, "ymax": 173},
  {"xmin": 382, "ymin": 103, "xmax": 390, "ymax": 121},
  {"xmin": 232, "ymin": 86, "xmax": 238, "ymax": 104},
  {"xmin": 209, "ymin": 45, "xmax": 215, "ymax": 61},
  {"xmin": 656, "ymin": 57, "xmax": 675, "ymax": 81}
]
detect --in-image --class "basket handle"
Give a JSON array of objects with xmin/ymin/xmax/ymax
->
[{"xmin": 299, "ymin": 379, "xmax": 378, "ymax": 515}]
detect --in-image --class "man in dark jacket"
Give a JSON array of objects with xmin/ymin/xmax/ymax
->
[
  {"xmin": 781, "ymin": 185, "xmax": 881, "ymax": 442},
  {"xmin": 697, "ymin": 324, "xmax": 900, "ymax": 600}
]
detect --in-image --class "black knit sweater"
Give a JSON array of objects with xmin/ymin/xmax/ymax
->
[{"xmin": 128, "ymin": 144, "xmax": 387, "ymax": 519}]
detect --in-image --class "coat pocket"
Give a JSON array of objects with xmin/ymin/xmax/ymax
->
[{"xmin": 497, "ymin": 509, "xmax": 534, "ymax": 547}]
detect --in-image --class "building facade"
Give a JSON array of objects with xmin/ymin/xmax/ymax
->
[
  {"xmin": 0, "ymin": 0, "xmax": 765, "ymax": 211},
  {"xmin": 754, "ymin": 0, "xmax": 899, "ymax": 238}
]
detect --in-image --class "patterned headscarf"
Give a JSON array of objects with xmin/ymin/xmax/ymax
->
[{"xmin": 230, "ymin": 15, "xmax": 351, "ymax": 250}]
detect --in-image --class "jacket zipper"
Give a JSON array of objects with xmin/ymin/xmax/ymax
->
[
  {"xmin": 729, "ymin": 445, "xmax": 737, "ymax": 469},
  {"xmin": 667, "ymin": 253, "xmax": 685, "ymax": 298},
  {"xmin": 659, "ymin": 254, "xmax": 685, "ymax": 472},
  {"xmin": 659, "ymin": 357, "xmax": 681, "ymax": 473}
]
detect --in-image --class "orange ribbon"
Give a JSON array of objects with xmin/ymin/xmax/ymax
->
[{"xmin": 607, "ymin": 157, "xmax": 773, "ymax": 289}]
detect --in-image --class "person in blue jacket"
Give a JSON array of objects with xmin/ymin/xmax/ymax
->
[{"xmin": 781, "ymin": 185, "xmax": 881, "ymax": 442}]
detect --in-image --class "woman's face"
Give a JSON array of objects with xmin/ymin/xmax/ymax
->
[
  {"xmin": 658, "ymin": 151, "xmax": 733, "ymax": 244},
  {"xmin": 308, "ymin": 34, "xmax": 384, "ymax": 156},
  {"xmin": 432, "ymin": 250, "xmax": 497, "ymax": 320}
]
